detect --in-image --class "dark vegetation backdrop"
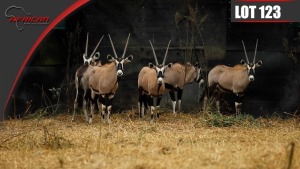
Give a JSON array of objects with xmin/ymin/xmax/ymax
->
[{"xmin": 7, "ymin": 0, "xmax": 300, "ymax": 118}]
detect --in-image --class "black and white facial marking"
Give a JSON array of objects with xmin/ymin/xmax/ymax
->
[
  {"xmin": 241, "ymin": 59, "xmax": 263, "ymax": 82},
  {"xmin": 83, "ymin": 54, "xmax": 92, "ymax": 65},
  {"xmin": 241, "ymin": 39, "xmax": 263, "ymax": 82},
  {"xmin": 149, "ymin": 63, "xmax": 172, "ymax": 84},
  {"xmin": 107, "ymin": 54, "xmax": 133, "ymax": 77}
]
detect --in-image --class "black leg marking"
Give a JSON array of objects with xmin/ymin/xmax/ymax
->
[
  {"xmin": 156, "ymin": 97, "xmax": 162, "ymax": 107},
  {"xmin": 98, "ymin": 95, "xmax": 106, "ymax": 120},
  {"xmin": 147, "ymin": 95, "xmax": 154, "ymax": 107},
  {"xmin": 169, "ymin": 91, "xmax": 176, "ymax": 102},
  {"xmin": 235, "ymin": 93, "xmax": 244, "ymax": 115},
  {"xmin": 151, "ymin": 114, "xmax": 155, "ymax": 119},
  {"xmin": 138, "ymin": 88, "xmax": 144, "ymax": 117},
  {"xmin": 177, "ymin": 88, "xmax": 183, "ymax": 101}
]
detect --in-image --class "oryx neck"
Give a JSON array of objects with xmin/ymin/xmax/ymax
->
[{"xmin": 102, "ymin": 62, "xmax": 116, "ymax": 69}]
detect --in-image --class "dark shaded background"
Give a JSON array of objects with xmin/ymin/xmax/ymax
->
[{"xmin": 7, "ymin": 0, "xmax": 300, "ymax": 118}]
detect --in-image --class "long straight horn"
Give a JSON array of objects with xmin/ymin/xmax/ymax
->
[
  {"xmin": 253, "ymin": 39, "xmax": 258, "ymax": 63},
  {"xmin": 90, "ymin": 35, "xmax": 104, "ymax": 58},
  {"xmin": 121, "ymin": 33, "xmax": 131, "ymax": 58},
  {"xmin": 242, "ymin": 40, "xmax": 249, "ymax": 63},
  {"xmin": 108, "ymin": 34, "xmax": 118, "ymax": 58},
  {"xmin": 162, "ymin": 40, "xmax": 171, "ymax": 65},
  {"xmin": 85, "ymin": 32, "xmax": 89, "ymax": 58},
  {"xmin": 149, "ymin": 40, "xmax": 158, "ymax": 65}
]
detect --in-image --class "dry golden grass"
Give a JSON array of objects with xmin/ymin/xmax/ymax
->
[{"xmin": 0, "ymin": 111, "xmax": 300, "ymax": 169}]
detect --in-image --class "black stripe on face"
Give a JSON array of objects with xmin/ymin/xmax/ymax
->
[
  {"xmin": 157, "ymin": 70, "xmax": 164, "ymax": 78},
  {"xmin": 248, "ymin": 64, "xmax": 255, "ymax": 76},
  {"xmin": 249, "ymin": 68, "xmax": 255, "ymax": 76},
  {"xmin": 117, "ymin": 62, "xmax": 123, "ymax": 71}
]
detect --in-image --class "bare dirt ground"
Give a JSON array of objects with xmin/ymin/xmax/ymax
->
[{"xmin": 0, "ymin": 111, "xmax": 300, "ymax": 169}]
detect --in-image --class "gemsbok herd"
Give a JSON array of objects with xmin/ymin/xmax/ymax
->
[{"xmin": 72, "ymin": 33, "xmax": 263, "ymax": 123}]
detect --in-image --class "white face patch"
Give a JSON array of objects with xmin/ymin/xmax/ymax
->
[
  {"xmin": 117, "ymin": 70, "xmax": 123, "ymax": 76},
  {"xmin": 249, "ymin": 75, "xmax": 255, "ymax": 81},
  {"xmin": 157, "ymin": 77, "xmax": 163, "ymax": 84},
  {"xmin": 155, "ymin": 66, "xmax": 165, "ymax": 72},
  {"xmin": 83, "ymin": 54, "xmax": 92, "ymax": 65}
]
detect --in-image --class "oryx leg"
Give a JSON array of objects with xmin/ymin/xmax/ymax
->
[
  {"xmin": 90, "ymin": 92, "xmax": 99, "ymax": 124},
  {"xmin": 147, "ymin": 96, "xmax": 155, "ymax": 120},
  {"xmin": 82, "ymin": 99, "xmax": 89, "ymax": 123},
  {"xmin": 216, "ymin": 89, "xmax": 223, "ymax": 114},
  {"xmin": 72, "ymin": 78, "xmax": 79, "ymax": 122},
  {"xmin": 235, "ymin": 93, "xmax": 244, "ymax": 116},
  {"xmin": 156, "ymin": 97, "xmax": 162, "ymax": 118},
  {"xmin": 99, "ymin": 95, "xmax": 106, "ymax": 122},
  {"xmin": 72, "ymin": 89, "xmax": 78, "ymax": 122},
  {"xmin": 105, "ymin": 94, "xmax": 115, "ymax": 124},
  {"xmin": 138, "ymin": 88, "xmax": 144, "ymax": 118},
  {"xmin": 92, "ymin": 94, "xmax": 99, "ymax": 119},
  {"xmin": 169, "ymin": 91, "xmax": 176, "ymax": 114},
  {"xmin": 143, "ymin": 93, "xmax": 148, "ymax": 115},
  {"xmin": 177, "ymin": 89, "xmax": 183, "ymax": 113},
  {"xmin": 97, "ymin": 99, "xmax": 103, "ymax": 119}
]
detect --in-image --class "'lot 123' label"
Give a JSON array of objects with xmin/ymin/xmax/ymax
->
[{"xmin": 231, "ymin": 0, "xmax": 300, "ymax": 23}]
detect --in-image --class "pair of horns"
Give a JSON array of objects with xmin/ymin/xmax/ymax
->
[
  {"xmin": 108, "ymin": 33, "xmax": 131, "ymax": 59},
  {"xmin": 242, "ymin": 39, "xmax": 258, "ymax": 63},
  {"xmin": 149, "ymin": 40, "xmax": 171, "ymax": 66},
  {"xmin": 84, "ymin": 32, "xmax": 104, "ymax": 59}
]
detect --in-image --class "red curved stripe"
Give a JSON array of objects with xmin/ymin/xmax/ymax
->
[{"xmin": 3, "ymin": 0, "xmax": 90, "ymax": 113}]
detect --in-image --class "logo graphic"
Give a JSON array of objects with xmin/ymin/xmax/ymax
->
[{"xmin": 5, "ymin": 5, "xmax": 50, "ymax": 31}]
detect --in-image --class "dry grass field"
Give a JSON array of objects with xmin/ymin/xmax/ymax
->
[{"xmin": 0, "ymin": 110, "xmax": 300, "ymax": 169}]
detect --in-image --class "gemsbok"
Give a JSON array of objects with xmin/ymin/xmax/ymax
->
[
  {"xmin": 138, "ymin": 40, "xmax": 172, "ymax": 119},
  {"xmin": 203, "ymin": 39, "xmax": 263, "ymax": 115},
  {"xmin": 163, "ymin": 62, "xmax": 204, "ymax": 113},
  {"xmin": 72, "ymin": 33, "xmax": 104, "ymax": 122},
  {"xmin": 89, "ymin": 33, "xmax": 133, "ymax": 123}
]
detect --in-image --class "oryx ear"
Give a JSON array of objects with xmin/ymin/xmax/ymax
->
[
  {"xmin": 167, "ymin": 63, "xmax": 173, "ymax": 68},
  {"xmin": 107, "ymin": 54, "xmax": 115, "ymax": 62},
  {"xmin": 256, "ymin": 60, "xmax": 263, "ymax": 67},
  {"xmin": 93, "ymin": 52, "xmax": 100, "ymax": 60},
  {"xmin": 240, "ymin": 59, "xmax": 246, "ymax": 65},
  {"xmin": 148, "ymin": 62, "xmax": 154, "ymax": 68},
  {"xmin": 124, "ymin": 55, "xmax": 133, "ymax": 63},
  {"xmin": 83, "ymin": 54, "xmax": 87, "ymax": 61}
]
